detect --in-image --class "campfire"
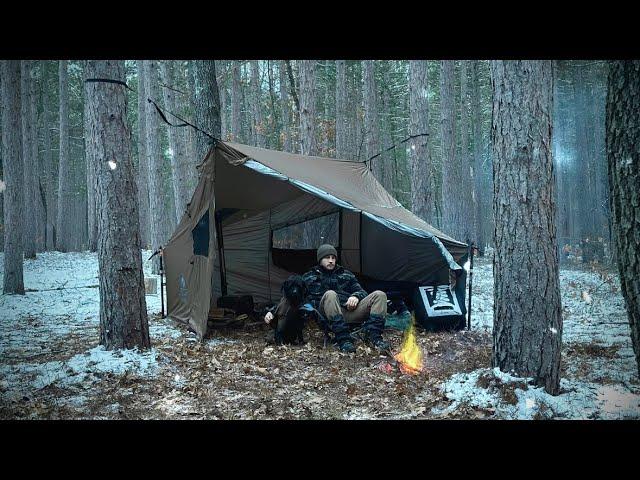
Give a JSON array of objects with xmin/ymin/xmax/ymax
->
[{"xmin": 393, "ymin": 316, "xmax": 423, "ymax": 375}]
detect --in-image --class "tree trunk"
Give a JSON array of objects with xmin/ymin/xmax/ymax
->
[
  {"xmin": 56, "ymin": 60, "xmax": 72, "ymax": 252},
  {"xmin": 335, "ymin": 60, "xmax": 348, "ymax": 160},
  {"xmin": 21, "ymin": 61, "xmax": 37, "ymax": 258},
  {"xmin": 144, "ymin": 60, "xmax": 168, "ymax": 273},
  {"xmin": 250, "ymin": 60, "xmax": 266, "ymax": 148},
  {"xmin": 85, "ymin": 60, "xmax": 150, "ymax": 350},
  {"xmin": 218, "ymin": 61, "xmax": 229, "ymax": 141},
  {"xmin": 41, "ymin": 62, "xmax": 56, "ymax": 251},
  {"xmin": 299, "ymin": 60, "xmax": 317, "ymax": 156},
  {"xmin": 230, "ymin": 61, "xmax": 242, "ymax": 143},
  {"xmin": 471, "ymin": 60, "xmax": 485, "ymax": 253},
  {"xmin": 380, "ymin": 65, "xmax": 396, "ymax": 194},
  {"xmin": 135, "ymin": 61, "xmax": 151, "ymax": 249},
  {"xmin": 491, "ymin": 60, "xmax": 562, "ymax": 395},
  {"xmin": 441, "ymin": 60, "xmax": 473, "ymax": 241},
  {"xmin": 192, "ymin": 60, "xmax": 222, "ymax": 162},
  {"xmin": 83, "ymin": 62, "xmax": 98, "ymax": 252},
  {"xmin": 606, "ymin": 60, "xmax": 640, "ymax": 378},
  {"xmin": 279, "ymin": 60, "xmax": 292, "ymax": 152},
  {"xmin": 409, "ymin": 60, "xmax": 434, "ymax": 223},
  {"xmin": 457, "ymin": 60, "xmax": 475, "ymax": 242},
  {"xmin": 1, "ymin": 60, "xmax": 25, "ymax": 294},
  {"xmin": 363, "ymin": 60, "xmax": 381, "ymax": 178},
  {"xmin": 160, "ymin": 61, "xmax": 191, "ymax": 223}
]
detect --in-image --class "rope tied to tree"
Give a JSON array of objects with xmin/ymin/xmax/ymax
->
[{"xmin": 83, "ymin": 77, "xmax": 219, "ymax": 145}]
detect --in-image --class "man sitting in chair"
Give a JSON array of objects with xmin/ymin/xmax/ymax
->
[{"xmin": 266, "ymin": 244, "xmax": 390, "ymax": 353}]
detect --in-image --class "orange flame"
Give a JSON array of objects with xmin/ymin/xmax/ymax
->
[{"xmin": 393, "ymin": 317, "xmax": 423, "ymax": 375}]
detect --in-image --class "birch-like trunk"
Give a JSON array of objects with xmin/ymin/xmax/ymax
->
[
  {"xmin": 279, "ymin": 60, "xmax": 292, "ymax": 152},
  {"xmin": 335, "ymin": 60, "xmax": 348, "ymax": 160}
]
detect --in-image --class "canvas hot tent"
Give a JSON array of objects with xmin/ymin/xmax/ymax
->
[{"xmin": 163, "ymin": 140, "xmax": 469, "ymax": 339}]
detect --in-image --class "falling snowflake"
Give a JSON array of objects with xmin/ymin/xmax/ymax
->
[
  {"xmin": 549, "ymin": 327, "xmax": 558, "ymax": 334},
  {"xmin": 108, "ymin": 161, "xmax": 117, "ymax": 170},
  {"xmin": 411, "ymin": 144, "xmax": 416, "ymax": 150}
]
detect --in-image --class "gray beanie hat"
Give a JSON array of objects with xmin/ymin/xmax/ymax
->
[{"xmin": 317, "ymin": 244, "xmax": 338, "ymax": 262}]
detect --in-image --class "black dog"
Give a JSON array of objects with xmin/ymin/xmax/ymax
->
[{"xmin": 274, "ymin": 275, "xmax": 309, "ymax": 345}]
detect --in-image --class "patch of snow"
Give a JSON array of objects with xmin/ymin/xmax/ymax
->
[
  {"xmin": 0, "ymin": 345, "xmax": 160, "ymax": 393},
  {"xmin": 434, "ymin": 367, "xmax": 640, "ymax": 420}
]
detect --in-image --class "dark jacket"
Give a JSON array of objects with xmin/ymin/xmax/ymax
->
[{"xmin": 302, "ymin": 264, "xmax": 368, "ymax": 309}]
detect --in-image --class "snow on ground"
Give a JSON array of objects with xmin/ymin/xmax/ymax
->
[
  {"xmin": 451, "ymin": 257, "xmax": 640, "ymax": 419},
  {"xmin": 1, "ymin": 250, "xmax": 639, "ymax": 419},
  {"xmin": 0, "ymin": 250, "xmax": 180, "ymax": 414}
]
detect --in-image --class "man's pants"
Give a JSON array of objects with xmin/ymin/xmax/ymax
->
[{"xmin": 319, "ymin": 290, "xmax": 387, "ymax": 324}]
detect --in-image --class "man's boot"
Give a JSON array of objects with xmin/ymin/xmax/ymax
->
[
  {"xmin": 329, "ymin": 314, "xmax": 356, "ymax": 353},
  {"xmin": 361, "ymin": 313, "xmax": 390, "ymax": 352}
]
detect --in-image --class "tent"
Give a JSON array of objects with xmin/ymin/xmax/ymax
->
[{"xmin": 163, "ymin": 140, "xmax": 469, "ymax": 339}]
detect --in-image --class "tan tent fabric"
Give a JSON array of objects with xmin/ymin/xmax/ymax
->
[{"xmin": 163, "ymin": 141, "xmax": 468, "ymax": 339}]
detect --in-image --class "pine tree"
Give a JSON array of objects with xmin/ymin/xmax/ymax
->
[
  {"xmin": 491, "ymin": 60, "xmax": 562, "ymax": 395},
  {"xmin": 1, "ymin": 60, "xmax": 25, "ymax": 294},
  {"xmin": 606, "ymin": 60, "xmax": 640, "ymax": 377},
  {"xmin": 85, "ymin": 60, "xmax": 150, "ymax": 350}
]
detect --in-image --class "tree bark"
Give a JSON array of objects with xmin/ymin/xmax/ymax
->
[
  {"xmin": 470, "ymin": 60, "xmax": 485, "ymax": 253},
  {"xmin": 83, "ymin": 62, "xmax": 98, "ymax": 252},
  {"xmin": 279, "ymin": 60, "xmax": 292, "ymax": 152},
  {"xmin": 455, "ymin": 60, "xmax": 475, "ymax": 242},
  {"xmin": 85, "ymin": 60, "xmax": 150, "ymax": 350},
  {"xmin": 230, "ymin": 60, "xmax": 242, "ymax": 143},
  {"xmin": 143, "ymin": 60, "xmax": 168, "ymax": 273},
  {"xmin": 136, "ymin": 61, "xmax": 151, "ymax": 249},
  {"xmin": 441, "ymin": 60, "xmax": 474, "ymax": 241},
  {"xmin": 606, "ymin": 60, "xmax": 640, "ymax": 378},
  {"xmin": 160, "ymin": 61, "xmax": 191, "ymax": 223},
  {"xmin": 21, "ymin": 60, "xmax": 37, "ymax": 258},
  {"xmin": 335, "ymin": 60, "xmax": 348, "ymax": 160},
  {"xmin": 409, "ymin": 60, "xmax": 434, "ymax": 223},
  {"xmin": 380, "ymin": 64, "xmax": 396, "ymax": 194},
  {"xmin": 41, "ymin": 61, "xmax": 56, "ymax": 251},
  {"xmin": 192, "ymin": 60, "xmax": 222, "ymax": 162},
  {"xmin": 363, "ymin": 60, "xmax": 381, "ymax": 178},
  {"xmin": 1, "ymin": 60, "xmax": 25, "ymax": 294},
  {"xmin": 56, "ymin": 60, "xmax": 72, "ymax": 252},
  {"xmin": 299, "ymin": 60, "xmax": 317, "ymax": 156},
  {"xmin": 250, "ymin": 60, "xmax": 266, "ymax": 148},
  {"xmin": 491, "ymin": 60, "xmax": 562, "ymax": 395}
]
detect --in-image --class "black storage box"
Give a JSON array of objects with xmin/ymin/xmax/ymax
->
[
  {"xmin": 216, "ymin": 295, "xmax": 254, "ymax": 316},
  {"xmin": 413, "ymin": 285, "xmax": 466, "ymax": 331}
]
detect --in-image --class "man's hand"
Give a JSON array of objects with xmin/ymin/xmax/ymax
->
[
  {"xmin": 264, "ymin": 311, "xmax": 274, "ymax": 324},
  {"xmin": 346, "ymin": 296, "xmax": 359, "ymax": 311}
]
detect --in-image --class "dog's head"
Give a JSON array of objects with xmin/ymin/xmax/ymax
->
[{"xmin": 281, "ymin": 275, "xmax": 308, "ymax": 308}]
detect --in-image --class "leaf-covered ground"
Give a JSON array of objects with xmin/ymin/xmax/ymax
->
[{"xmin": 1, "ymin": 251, "xmax": 638, "ymax": 419}]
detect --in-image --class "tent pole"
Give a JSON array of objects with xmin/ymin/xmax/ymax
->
[{"xmin": 215, "ymin": 210, "xmax": 228, "ymax": 297}]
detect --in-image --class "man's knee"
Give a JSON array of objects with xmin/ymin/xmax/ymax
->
[
  {"xmin": 370, "ymin": 290, "xmax": 387, "ymax": 315},
  {"xmin": 322, "ymin": 290, "xmax": 338, "ymax": 300}
]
